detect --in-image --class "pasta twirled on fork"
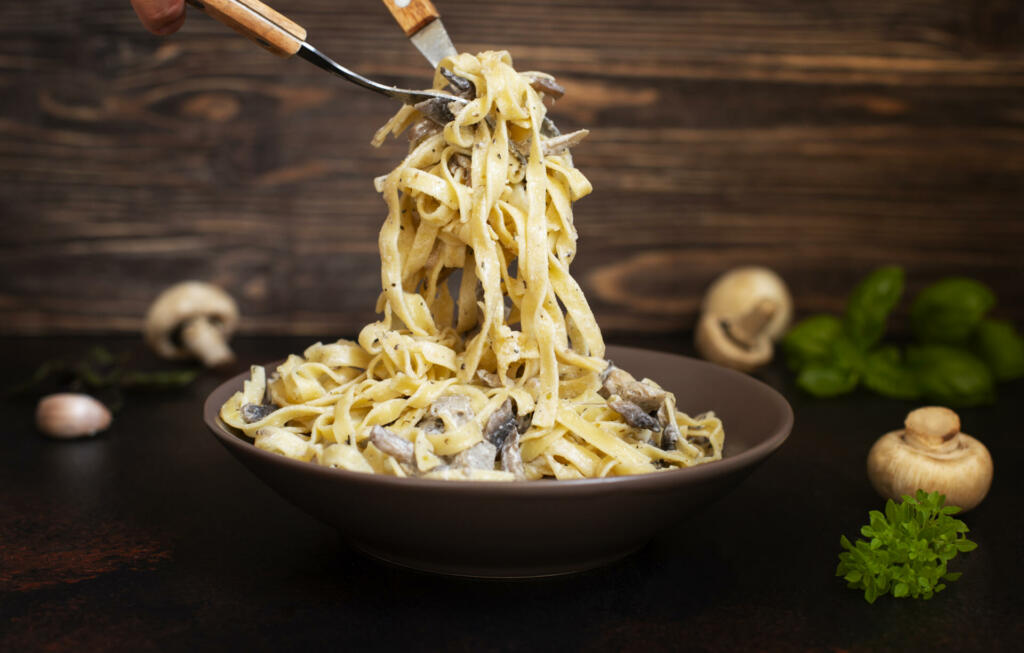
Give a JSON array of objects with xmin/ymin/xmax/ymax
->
[{"xmin": 220, "ymin": 51, "xmax": 723, "ymax": 480}]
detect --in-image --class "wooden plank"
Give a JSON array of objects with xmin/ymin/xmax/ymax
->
[{"xmin": 0, "ymin": 0, "xmax": 1022, "ymax": 336}]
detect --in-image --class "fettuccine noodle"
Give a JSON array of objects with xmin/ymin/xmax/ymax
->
[{"xmin": 220, "ymin": 51, "xmax": 724, "ymax": 480}]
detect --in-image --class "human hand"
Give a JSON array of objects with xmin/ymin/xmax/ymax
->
[{"xmin": 131, "ymin": 0, "xmax": 186, "ymax": 35}]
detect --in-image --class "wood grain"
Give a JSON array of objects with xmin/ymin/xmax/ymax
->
[{"xmin": 1, "ymin": 0, "xmax": 1022, "ymax": 337}]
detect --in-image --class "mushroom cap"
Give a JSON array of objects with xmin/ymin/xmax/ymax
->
[
  {"xmin": 144, "ymin": 281, "xmax": 239, "ymax": 359},
  {"xmin": 694, "ymin": 312, "xmax": 773, "ymax": 372},
  {"xmin": 867, "ymin": 423, "xmax": 993, "ymax": 512},
  {"xmin": 701, "ymin": 266, "xmax": 793, "ymax": 342}
]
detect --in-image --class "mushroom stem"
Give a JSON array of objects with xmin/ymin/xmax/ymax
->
[
  {"xmin": 726, "ymin": 298, "xmax": 779, "ymax": 347},
  {"xmin": 181, "ymin": 317, "xmax": 234, "ymax": 368},
  {"xmin": 903, "ymin": 406, "xmax": 960, "ymax": 454}
]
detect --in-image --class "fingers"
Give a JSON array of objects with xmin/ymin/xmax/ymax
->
[{"xmin": 131, "ymin": 0, "xmax": 187, "ymax": 35}]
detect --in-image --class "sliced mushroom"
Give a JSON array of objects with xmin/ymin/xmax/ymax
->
[
  {"xmin": 599, "ymin": 363, "xmax": 667, "ymax": 412},
  {"xmin": 540, "ymin": 116, "xmax": 560, "ymax": 138},
  {"xmin": 144, "ymin": 281, "xmax": 239, "ymax": 368},
  {"xmin": 447, "ymin": 152, "xmax": 472, "ymax": 177},
  {"xmin": 516, "ymin": 411, "xmax": 533, "ymax": 435},
  {"xmin": 417, "ymin": 394, "xmax": 474, "ymax": 434},
  {"xmin": 408, "ymin": 118, "xmax": 442, "ymax": 144},
  {"xmin": 657, "ymin": 402, "xmax": 680, "ymax": 451},
  {"xmin": 608, "ymin": 396, "xmax": 661, "ymax": 432},
  {"xmin": 414, "ymin": 97, "xmax": 463, "ymax": 126},
  {"xmin": 440, "ymin": 68, "xmax": 475, "ymax": 97},
  {"xmin": 523, "ymin": 71, "xmax": 565, "ymax": 99},
  {"xmin": 369, "ymin": 425, "xmax": 414, "ymax": 465},
  {"xmin": 241, "ymin": 403, "xmax": 278, "ymax": 424},
  {"xmin": 476, "ymin": 369, "xmax": 503, "ymax": 388},
  {"xmin": 542, "ymin": 129, "xmax": 589, "ymax": 156},
  {"xmin": 483, "ymin": 399, "xmax": 517, "ymax": 447},
  {"xmin": 509, "ymin": 140, "xmax": 530, "ymax": 166},
  {"xmin": 513, "ymin": 129, "xmax": 590, "ymax": 160},
  {"xmin": 453, "ymin": 440, "xmax": 497, "ymax": 471},
  {"xmin": 867, "ymin": 406, "xmax": 993, "ymax": 512},
  {"xmin": 500, "ymin": 430, "xmax": 526, "ymax": 480}
]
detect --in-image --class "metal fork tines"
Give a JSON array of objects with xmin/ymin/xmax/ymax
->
[{"xmin": 296, "ymin": 43, "xmax": 466, "ymax": 123}]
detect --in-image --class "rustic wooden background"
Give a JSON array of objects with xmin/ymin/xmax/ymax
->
[{"xmin": 1, "ymin": 0, "xmax": 1022, "ymax": 337}]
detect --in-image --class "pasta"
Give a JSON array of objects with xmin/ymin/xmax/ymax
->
[{"xmin": 220, "ymin": 51, "xmax": 724, "ymax": 480}]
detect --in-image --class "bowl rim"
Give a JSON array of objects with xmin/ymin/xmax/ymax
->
[{"xmin": 204, "ymin": 344, "xmax": 793, "ymax": 495}]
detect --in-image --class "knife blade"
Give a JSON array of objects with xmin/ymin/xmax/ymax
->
[{"xmin": 382, "ymin": 0, "xmax": 458, "ymax": 68}]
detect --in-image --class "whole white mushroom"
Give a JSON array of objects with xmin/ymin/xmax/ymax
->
[
  {"xmin": 867, "ymin": 406, "xmax": 993, "ymax": 512},
  {"xmin": 144, "ymin": 281, "xmax": 239, "ymax": 368},
  {"xmin": 695, "ymin": 267, "xmax": 793, "ymax": 372}
]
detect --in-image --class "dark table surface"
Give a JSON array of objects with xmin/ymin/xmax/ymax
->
[{"xmin": 2, "ymin": 334, "xmax": 1021, "ymax": 652}]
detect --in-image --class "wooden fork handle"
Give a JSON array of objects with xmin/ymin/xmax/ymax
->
[
  {"xmin": 380, "ymin": 0, "xmax": 441, "ymax": 36},
  {"xmin": 187, "ymin": 0, "xmax": 308, "ymax": 57}
]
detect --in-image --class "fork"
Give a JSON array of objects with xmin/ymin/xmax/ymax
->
[{"xmin": 184, "ymin": 0, "xmax": 465, "ymax": 119}]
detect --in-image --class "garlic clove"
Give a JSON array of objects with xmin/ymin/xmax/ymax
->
[{"xmin": 35, "ymin": 393, "xmax": 112, "ymax": 440}]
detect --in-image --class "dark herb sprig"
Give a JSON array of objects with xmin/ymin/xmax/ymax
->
[
  {"xmin": 8, "ymin": 346, "xmax": 199, "ymax": 411},
  {"xmin": 837, "ymin": 490, "xmax": 977, "ymax": 604}
]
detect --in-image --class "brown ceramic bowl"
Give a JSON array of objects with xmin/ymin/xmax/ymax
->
[{"xmin": 204, "ymin": 345, "xmax": 792, "ymax": 578}]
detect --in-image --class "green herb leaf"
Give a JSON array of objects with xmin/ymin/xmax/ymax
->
[
  {"xmin": 7, "ymin": 359, "xmax": 65, "ymax": 396},
  {"xmin": 972, "ymin": 318, "xmax": 1024, "ymax": 382},
  {"xmin": 845, "ymin": 266, "xmax": 905, "ymax": 350},
  {"xmin": 907, "ymin": 345, "xmax": 995, "ymax": 406},
  {"xmin": 796, "ymin": 363, "xmax": 859, "ymax": 397},
  {"xmin": 120, "ymin": 369, "xmax": 201, "ymax": 389},
  {"xmin": 911, "ymin": 278, "xmax": 996, "ymax": 344},
  {"xmin": 862, "ymin": 346, "xmax": 921, "ymax": 400},
  {"xmin": 791, "ymin": 333, "xmax": 863, "ymax": 397},
  {"xmin": 87, "ymin": 346, "xmax": 116, "ymax": 367},
  {"xmin": 837, "ymin": 490, "xmax": 976, "ymax": 603},
  {"xmin": 782, "ymin": 314, "xmax": 845, "ymax": 371},
  {"xmin": 831, "ymin": 336, "xmax": 866, "ymax": 373},
  {"xmin": 8, "ymin": 347, "xmax": 200, "ymax": 398}
]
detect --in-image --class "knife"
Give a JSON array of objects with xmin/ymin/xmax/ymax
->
[{"xmin": 380, "ymin": 0, "xmax": 458, "ymax": 68}]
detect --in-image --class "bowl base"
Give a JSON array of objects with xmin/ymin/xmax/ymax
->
[{"xmin": 348, "ymin": 539, "xmax": 644, "ymax": 579}]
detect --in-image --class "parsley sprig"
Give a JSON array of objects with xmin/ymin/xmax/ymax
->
[{"xmin": 837, "ymin": 490, "xmax": 977, "ymax": 603}]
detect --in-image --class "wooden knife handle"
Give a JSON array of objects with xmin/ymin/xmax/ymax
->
[
  {"xmin": 380, "ymin": 0, "xmax": 440, "ymax": 36},
  {"xmin": 187, "ymin": 0, "xmax": 307, "ymax": 57}
]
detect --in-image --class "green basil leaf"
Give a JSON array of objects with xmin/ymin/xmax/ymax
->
[
  {"xmin": 782, "ymin": 314, "xmax": 844, "ymax": 371},
  {"xmin": 831, "ymin": 336, "xmax": 866, "ymax": 373},
  {"xmin": 796, "ymin": 363, "xmax": 860, "ymax": 397},
  {"xmin": 862, "ymin": 346, "xmax": 922, "ymax": 400},
  {"xmin": 910, "ymin": 278, "xmax": 996, "ymax": 344},
  {"xmin": 907, "ymin": 345, "xmax": 995, "ymax": 406},
  {"xmin": 845, "ymin": 266, "xmax": 905, "ymax": 350},
  {"xmin": 972, "ymin": 318, "xmax": 1024, "ymax": 382}
]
